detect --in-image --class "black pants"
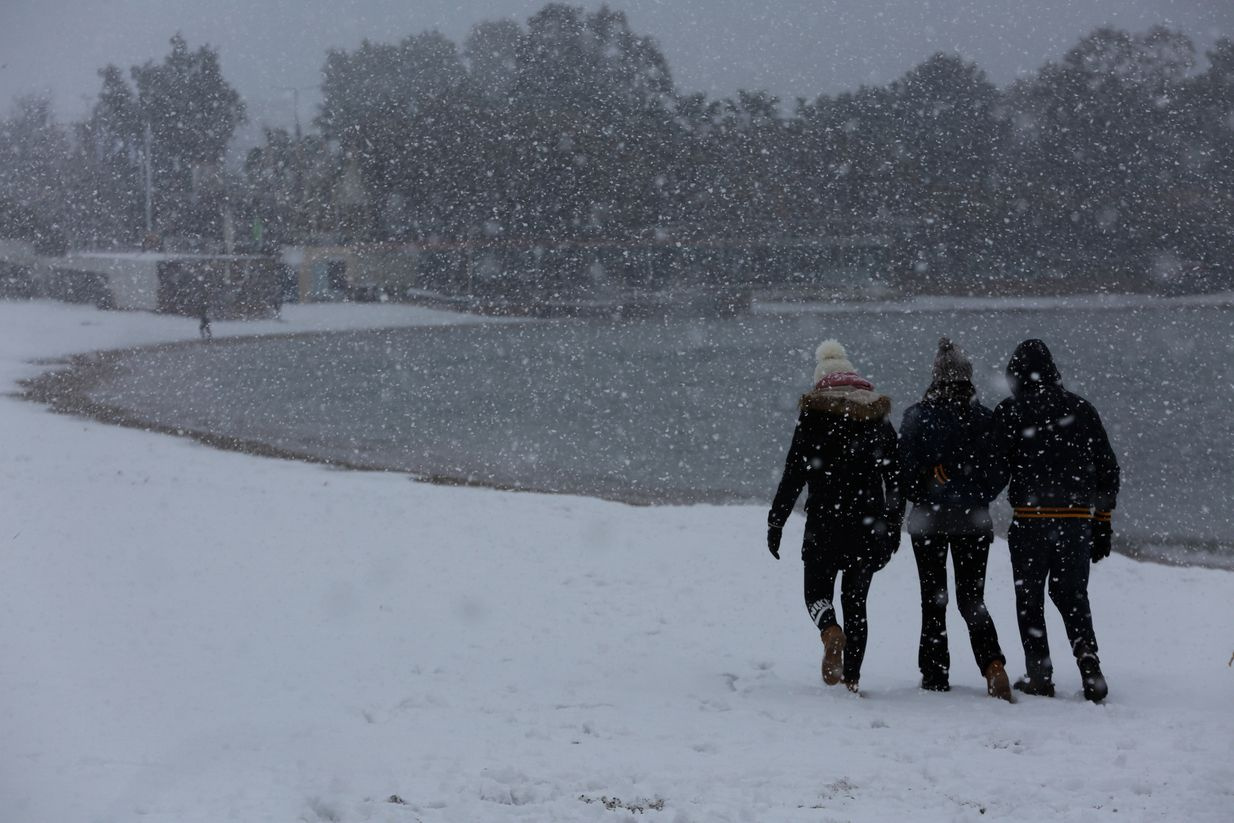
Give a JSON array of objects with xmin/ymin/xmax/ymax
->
[
  {"xmin": 802, "ymin": 525, "xmax": 877, "ymax": 683},
  {"xmin": 1008, "ymin": 518, "xmax": 1098, "ymax": 683},
  {"xmin": 911, "ymin": 532, "xmax": 1004, "ymax": 683}
]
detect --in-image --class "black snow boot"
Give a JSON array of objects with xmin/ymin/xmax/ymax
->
[
  {"xmin": 920, "ymin": 674, "xmax": 950, "ymax": 692},
  {"xmin": 1078, "ymin": 655, "xmax": 1108, "ymax": 703},
  {"xmin": 1013, "ymin": 674, "xmax": 1055, "ymax": 698}
]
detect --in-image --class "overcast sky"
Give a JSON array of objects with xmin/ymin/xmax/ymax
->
[{"xmin": 2, "ymin": 0, "xmax": 1231, "ymax": 138}]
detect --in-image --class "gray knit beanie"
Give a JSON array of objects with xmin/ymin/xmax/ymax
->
[{"xmin": 931, "ymin": 337, "xmax": 973, "ymax": 383}]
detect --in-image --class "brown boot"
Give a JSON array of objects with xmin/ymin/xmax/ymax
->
[
  {"xmin": 984, "ymin": 659, "xmax": 1014, "ymax": 703},
  {"xmin": 820, "ymin": 625, "xmax": 846, "ymax": 686}
]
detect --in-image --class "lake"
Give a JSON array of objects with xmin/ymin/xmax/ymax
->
[{"xmin": 83, "ymin": 302, "xmax": 1234, "ymax": 565}]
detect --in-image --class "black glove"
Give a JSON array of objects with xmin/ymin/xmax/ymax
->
[
  {"xmin": 767, "ymin": 525, "xmax": 782, "ymax": 560},
  {"xmin": 1091, "ymin": 518, "xmax": 1112, "ymax": 564}
]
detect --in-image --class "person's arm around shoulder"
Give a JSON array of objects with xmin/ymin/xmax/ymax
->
[
  {"xmin": 876, "ymin": 416, "xmax": 904, "ymax": 568},
  {"xmin": 897, "ymin": 403, "xmax": 928, "ymax": 504},
  {"xmin": 880, "ymin": 416, "xmax": 904, "ymax": 532},
  {"xmin": 970, "ymin": 401, "xmax": 1001, "ymax": 503},
  {"xmin": 986, "ymin": 397, "xmax": 1017, "ymax": 500}
]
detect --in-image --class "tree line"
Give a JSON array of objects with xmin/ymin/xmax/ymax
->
[{"xmin": 1, "ymin": 4, "xmax": 1232, "ymax": 293}]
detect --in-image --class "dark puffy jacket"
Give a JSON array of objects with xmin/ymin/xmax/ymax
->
[
  {"xmin": 990, "ymin": 340, "xmax": 1120, "ymax": 511},
  {"xmin": 898, "ymin": 382, "xmax": 998, "ymax": 534},
  {"xmin": 769, "ymin": 386, "xmax": 901, "ymax": 533}
]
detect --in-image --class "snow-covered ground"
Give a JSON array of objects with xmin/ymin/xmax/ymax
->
[
  {"xmin": 1, "ymin": 301, "xmax": 505, "ymax": 365},
  {"xmin": 1, "ymin": 300, "xmax": 1232, "ymax": 823}
]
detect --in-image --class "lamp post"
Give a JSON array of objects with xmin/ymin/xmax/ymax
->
[
  {"xmin": 143, "ymin": 121, "xmax": 154, "ymax": 237},
  {"xmin": 279, "ymin": 86, "xmax": 315, "ymax": 242},
  {"xmin": 279, "ymin": 86, "xmax": 315, "ymax": 140}
]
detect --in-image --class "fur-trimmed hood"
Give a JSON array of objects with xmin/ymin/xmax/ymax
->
[{"xmin": 799, "ymin": 386, "xmax": 892, "ymax": 420}]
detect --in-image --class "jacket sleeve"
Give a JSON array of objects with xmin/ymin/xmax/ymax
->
[
  {"xmin": 769, "ymin": 413, "xmax": 809, "ymax": 529},
  {"xmin": 1085, "ymin": 402, "xmax": 1121, "ymax": 512},
  {"xmin": 972, "ymin": 406, "xmax": 1002, "ymax": 504},
  {"xmin": 897, "ymin": 405, "xmax": 928, "ymax": 505},
  {"xmin": 880, "ymin": 418, "xmax": 904, "ymax": 526},
  {"xmin": 986, "ymin": 399, "xmax": 1015, "ymax": 499}
]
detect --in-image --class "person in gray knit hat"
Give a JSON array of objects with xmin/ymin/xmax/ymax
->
[
  {"xmin": 898, "ymin": 337, "xmax": 1012, "ymax": 701},
  {"xmin": 931, "ymin": 336, "xmax": 973, "ymax": 384}
]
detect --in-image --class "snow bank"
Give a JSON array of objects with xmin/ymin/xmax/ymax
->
[
  {"xmin": 1, "ymin": 300, "xmax": 1231, "ymax": 822},
  {"xmin": 0, "ymin": 300, "xmax": 512, "ymax": 389},
  {"xmin": 756, "ymin": 290, "xmax": 1234, "ymax": 315}
]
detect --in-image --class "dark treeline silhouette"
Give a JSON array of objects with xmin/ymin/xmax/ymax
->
[{"xmin": 2, "ymin": 5, "xmax": 1232, "ymax": 296}]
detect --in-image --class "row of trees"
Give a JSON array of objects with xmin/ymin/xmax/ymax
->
[
  {"xmin": 0, "ymin": 34, "xmax": 245, "ymax": 252},
  {"xmin": 2, "ymin": 5, "xmax": 1233, "ymax": 292}
]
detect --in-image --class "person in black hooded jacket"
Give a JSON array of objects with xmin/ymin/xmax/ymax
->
[
  {"xmin": 899, "ymin": 338, "xmax": 1011, "ymax": 701},
  {"xmin": 990, "ymin": 339, "xmax": 1120, "ymax": 702},
  {"xmin": 768, "ymin": 340, "xmax": 902, "ymax": 694}
]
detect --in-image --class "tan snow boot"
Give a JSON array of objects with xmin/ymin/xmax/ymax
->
[
  {"xmin": 985, "ymin": 659, "xmax": 1014, "ymax": 703},
  {"xmin": 820, "ymin": 625, "xmax": 846, "ymax": 686}
]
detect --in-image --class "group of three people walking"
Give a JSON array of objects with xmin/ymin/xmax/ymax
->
[{"xmin": 767, "ymin": 336, "xmax": 1120, "ymax": 703}]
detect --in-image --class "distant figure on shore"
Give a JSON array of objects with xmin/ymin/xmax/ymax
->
[
  {"xmin": 767, "ymin": 339, "xmax": 902, "ymax": 694},
  {"xmin": 199, "ymin": 309, "xmax": 212, "ymax": 341},
  {"xmin": 899, "ymin": 337, "xmax": 1011, "ymax": 701},
  {"xmin": 990, "ymin": 339, "xmax": 1120, "ymax": 703}
]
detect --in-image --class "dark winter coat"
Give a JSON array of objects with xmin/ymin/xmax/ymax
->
[
  {"xmin": 769, "ymin": 385, "xmax": 902, "ymax": 539},
  {"xmin": 990, "ymin": 340, "xmax": 1120, "ymax": 512},
  {"xmin": 898, "ymin": 380, "xmax": 998, "ymax": 535}
]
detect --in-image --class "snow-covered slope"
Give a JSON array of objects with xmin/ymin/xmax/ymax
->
[{"xmin": 1, "ymin": 301, "xmax": 1231, "ymax": 822}]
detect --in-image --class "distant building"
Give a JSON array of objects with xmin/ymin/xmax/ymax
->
[
  {"xmin": 283, "ymin": 244, "xmax": 420, "ymax": 303},
  {"xmin": 31, "ymin": 252, "xmax": 281, "ymax": 318},
  {"xmin": 0, "ymin": 239, "xmax": 38, "ymax": 298}
]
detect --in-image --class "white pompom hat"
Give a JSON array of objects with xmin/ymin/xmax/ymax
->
[{"xmin": 813, "ymin": 339, "xmax": 856, "ymax": 383}]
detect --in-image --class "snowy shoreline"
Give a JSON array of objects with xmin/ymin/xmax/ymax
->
[
  {"xmin": 755, "ymin": 289, "xmax": 1234, "ymax": 315},
  {"xmin": 2, "ymin": 300, "xmax": 1233, "ymax": 822}
]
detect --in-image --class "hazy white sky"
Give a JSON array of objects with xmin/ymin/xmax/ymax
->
[{"xmin": 2, "ymin": 0, "xmax": 1231, "ymax": 136}]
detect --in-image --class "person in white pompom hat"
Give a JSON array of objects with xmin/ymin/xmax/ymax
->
[{"xmin": 767, "ymin": 339, "xmax": 903, "ymax": 694}]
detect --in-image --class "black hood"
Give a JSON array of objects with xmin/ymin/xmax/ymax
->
[{"xmin": 1006, "ymin": 339, "xmax": 1062, "ymax": 396}]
